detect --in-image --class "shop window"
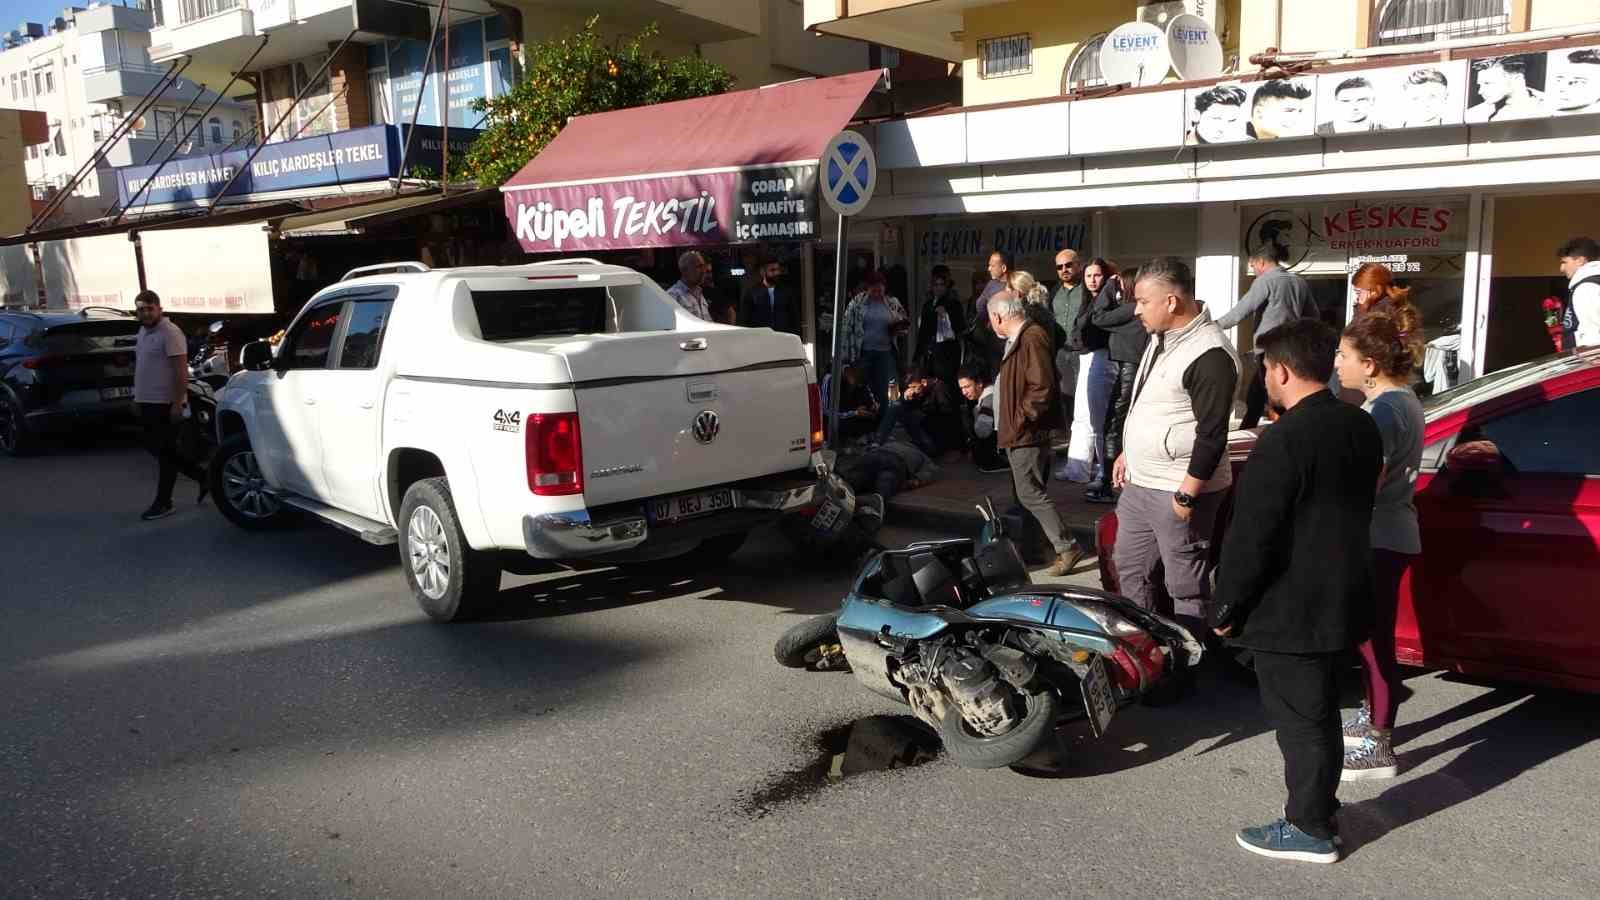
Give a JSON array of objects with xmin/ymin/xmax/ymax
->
[
  {"xmin": 1464, "ymin": 388, "xmax": 1600, "ymax": 475},
  {"xmin": 1063, "ymin": 32, "xmax": 1108, "ymax": 92},
  {"xmin": 1374, "ymin": 0, "xmax": 1509, "ymax": 47},
  {"xmin": 337, "ymin": 300, "xmax": 394, "ymax": 370},
  {"xmin": 978, "ymin": 33, "xmax": 1032, "ymax": 79},
  {"xmin": 368, "ymin": 69, "xmax": 392, "ymax": 125}
]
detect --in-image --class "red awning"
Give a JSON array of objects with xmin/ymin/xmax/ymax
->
[
  {"xmin": 500, "ymin": 70, "xmax": 884, "ymax": 253},
  {"xmin": 501, "ymin": 69, "xmax": 884, "ymax": 191}
]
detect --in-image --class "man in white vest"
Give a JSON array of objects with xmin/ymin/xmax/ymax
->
[{"xmin": 1111, "ymin": 257, "xmax": 1240, "ymax": 625}]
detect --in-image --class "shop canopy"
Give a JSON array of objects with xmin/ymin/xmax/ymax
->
[{"xmin": 499, "ymin": 69, "xmax": 885, "ymax": 255}]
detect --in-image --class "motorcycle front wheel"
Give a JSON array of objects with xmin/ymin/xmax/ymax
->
[
  {"xmin": 773, "ymin": 614, "xmax": 846, "ymax": 670},
  {"xmin": 938, "ymin": 684, "xmax": 1060, "ymax": 769}
]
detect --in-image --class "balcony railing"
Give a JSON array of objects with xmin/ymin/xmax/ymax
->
[
  {"xmin": 81, "ymin": 61, "xmax": 171, "ymax": 78},
  {"xmin": 178, "ymin": 0, "xmax": 242, "ymax": 24}
]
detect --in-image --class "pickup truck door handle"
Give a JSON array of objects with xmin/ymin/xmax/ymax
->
[
  {"xmin": 680, "ymin": 338, "xmax": 708, "ymax": 351},
  {"xmin": 359, "ymin": 401, "xmax": 375, "ymax": 409},
  {"xmin": 304, "ymin": 398, "xmax": 317, "ymax": 406}
]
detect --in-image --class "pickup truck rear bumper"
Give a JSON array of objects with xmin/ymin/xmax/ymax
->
[{"xmin": 522, "ymin": 468, "xmax": 818, "ymax": 559}]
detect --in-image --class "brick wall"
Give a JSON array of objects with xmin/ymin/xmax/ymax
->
[{"xmin": 328, "ymin": 41, "xmax": 372, "ymax": 131}]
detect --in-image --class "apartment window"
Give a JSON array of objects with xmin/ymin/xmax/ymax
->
[
  {"xmin": 21, "ymin": 71, "xmax": 29, "ymax": 98},
  {"xmin": 33, "ymin": 70, "xmax": 43, "ymax": 95},
  {"xmin": 1063, "ymin": 32, "xmax": 1109, "ymax": 92},
  {"xmin": 53, "ymin": 131, "xmax": 65, "ymax": 156},
  {"xmin": 232, "ymin": 120, "xmax": 243, "ymax": 141},
  {"xmin": 1375, "ymin": 0, "xmax": 1510, "ymax": 46},
  {"xmin": 978, "ymin": 33, "xmax": 1033, "ymax": 79},
  {"xmin": 368, "ymin": 68, "xmax": 391, "ymax": 125},
  {"xmin": 179, "ymin": 0, "xmax": 241, "ymax": 24},
  {"xmin": 210, "ymin": 117, "xmax": 223, "ymax": 143},
  {"xmin": 44, "ymin": 69, "xmax": 54, "ymax": 94}
]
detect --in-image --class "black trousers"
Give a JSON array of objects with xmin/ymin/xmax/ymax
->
[
  {"xmin": 139, "ymin": 402, "xmax": 181, "ymax": 507},
  {"xmin": 1241, "ymin": 355, "xmax": 1269, "ymax": 430},
  {"xmin": 1253, "ymin": 650, "xmax": 1343, "ymax": 841},
  {"xmin": 1094, "ymin": 360, "xmax": 1137, "ymax": 493}
]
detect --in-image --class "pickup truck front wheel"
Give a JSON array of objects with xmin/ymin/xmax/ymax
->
[
  {"xmin": 400, "ymin": 477, "xmax": 501, "ymax": 623},
  {"xmin": 211, "ymin": 435, "xmax": 289, "ymax": 529}
]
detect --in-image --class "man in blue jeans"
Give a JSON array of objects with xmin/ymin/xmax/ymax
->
[{"xmin": 132, "ymin": 290, "xmax": 192, "ymax": 521}]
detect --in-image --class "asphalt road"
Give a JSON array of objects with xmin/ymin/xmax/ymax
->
[{"xmin": 3, "ymin": 441, "xmax": 1598, "ymax": 898}]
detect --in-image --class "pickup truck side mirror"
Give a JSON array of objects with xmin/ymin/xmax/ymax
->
[{"xmin": 240, "ymin": 340, "xmax": 274, "ymax": 372}]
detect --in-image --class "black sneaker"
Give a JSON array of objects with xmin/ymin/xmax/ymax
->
[
  {"xmin": 141, "ymin": 502, "xmax": 176, "ymax": 522},
  {"xmin": 1083, "ymin": 486, "xmax": 1117, "ymax": 504}
]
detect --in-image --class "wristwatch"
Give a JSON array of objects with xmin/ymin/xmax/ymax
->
[{"xmin": 1173, "ymin": 490, "xmax": 1197, "ymax": 509}]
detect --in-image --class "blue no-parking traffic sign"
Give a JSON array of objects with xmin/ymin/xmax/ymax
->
[{"xmin": 821, "ymin": 130, "xmax": 877, "ymax": 217}]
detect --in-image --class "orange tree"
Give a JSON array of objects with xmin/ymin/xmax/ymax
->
[{"xmin": 463, "ymin": 18, "xmax": 734, "ymax": 186}]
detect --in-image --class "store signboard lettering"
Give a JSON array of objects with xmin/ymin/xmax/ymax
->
[
  {"xmin": 505, "ymin": 165, "xmax": 818, "ymax": 253},
  {"xmin": 1243, "ymin": 200, "xmax": 1468, "ymax": 272},
  {"xmin": 917, "ymin": 217, "xmax": 1090, "ymax": 265},
  {"xmin": 113, "ymin": 125, "xmax": 481, "ymax": 208}
]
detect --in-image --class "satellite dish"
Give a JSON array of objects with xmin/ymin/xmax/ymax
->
[
  {"xmin": 1167, "ymin": 13, "xmax": 1224, "ymax": 80},
  {"xmin": 1100, "ymin": 21, "xmax": 1170, "ymax": 88}
]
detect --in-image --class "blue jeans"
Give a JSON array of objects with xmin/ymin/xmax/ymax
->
[{"xmin": 859, "ymin": 348, "xmax": 899, "ymax": 408}]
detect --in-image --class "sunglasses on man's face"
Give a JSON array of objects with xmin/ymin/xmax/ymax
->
[{"xmin": 1056, "ymin": 263, "xmax": 1077, "ymax": 270}]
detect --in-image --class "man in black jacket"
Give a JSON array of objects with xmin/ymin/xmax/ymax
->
[
  {"xmin": 915, "ymin": 265, "xmax": 966, "ymax": 382},
  {"xmin": 739, "ymin": 257, "xmax": 800, "ymax": 335},
  {"xmin": 1211, "ymin": 318, "xmax": 1382, "ymax": 865}
]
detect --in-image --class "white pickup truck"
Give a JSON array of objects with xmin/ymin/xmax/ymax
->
[{"xmin": 212, "ymin": 259, "xmax": 822, "ymax": 621}]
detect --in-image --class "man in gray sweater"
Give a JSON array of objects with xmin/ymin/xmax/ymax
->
[{"xmin": 1216, "ymin": 246, "xmax": 1316, "ymax": 428}]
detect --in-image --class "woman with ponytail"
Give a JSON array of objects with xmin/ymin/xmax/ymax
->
[
  {"xmin": 1332, "ymin": 304, "xmax": 1425, "ymax": 782},
  {"xmin": 1350, "ymin": 261, "xmax": 1420, "ymax": 323}
]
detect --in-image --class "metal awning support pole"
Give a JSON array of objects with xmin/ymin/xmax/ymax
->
[
  {"xmin": 394, "ymin": 4, "xmax": 445, "ymax": 196},
  {"xmin": 111, "ymin": 35, "xmax": 271, "ymax": 224},
  {"xmin": 440, "ymin": 0, "xmax": 450, "ymax": 196},
  {"xmin": 205, "ymin": 30, "xmax": 357, "ymax": 216},
  {"xmin": 26, "ymin": 57, "xmax": 191, "ymax": 231}
]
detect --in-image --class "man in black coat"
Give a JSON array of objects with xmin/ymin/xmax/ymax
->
[
  {"xmin": 739, "ymin": 257, "xmax": 800, "ymax": 335},
  {"xmin": 914, "ymin": 265, "xmax": 966, "ymax": 382},
  {"xmin": 1210, "ymin": 318, "xmax": 1382, "ymax": 866}
]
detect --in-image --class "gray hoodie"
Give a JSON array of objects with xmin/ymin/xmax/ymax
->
[{"xmin": 1215, "ymin": 264, "xmax": 1317, "ymax": 346}]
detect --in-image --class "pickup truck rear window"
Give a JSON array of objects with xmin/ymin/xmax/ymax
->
[{"xmin": 472, "ymin": 288, "xmax": 607, "ymax": 341}]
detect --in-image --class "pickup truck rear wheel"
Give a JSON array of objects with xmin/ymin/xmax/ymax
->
[
  {"xmin": 211, "ymin": 435, "xmax": 289, "ymax": 529},
  {"xmin": 400, "ymin": 477, "xmax": 501, "ymax": 623}
]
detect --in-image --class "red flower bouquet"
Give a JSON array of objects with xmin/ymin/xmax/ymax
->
[{"xmin": 1542, "ymin": 297, "xmax": 1565, "ymax": 351}]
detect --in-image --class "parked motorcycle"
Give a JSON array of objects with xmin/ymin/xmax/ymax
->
[
  {"xmin": 775, "ymin": 500, "xmax": 1204, "ymax": 769},
  {"xmin": 189, "ymin": 321, "xmax": 230, "ymax": 390},
  {"xmin": 176, "ymin": 364, "xmax": 222, "ymax": 500}
]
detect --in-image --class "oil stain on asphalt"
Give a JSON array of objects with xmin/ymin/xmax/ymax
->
[{"xmin": 735, "ymin": 715, "xmax": 942, "ymax": 819}]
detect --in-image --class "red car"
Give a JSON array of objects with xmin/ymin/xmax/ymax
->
[{"xmin": 1097, "ymin": 349, "xmax": 1600, "ymax": 694}]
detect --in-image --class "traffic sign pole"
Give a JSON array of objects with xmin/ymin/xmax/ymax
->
[
  {"xmin": 827, "ymin": 213, "xmax": 848, "ymax": 449},
  {"xmin": 817, "ymin": 130, "xmax": 877, "ymax": 451}
]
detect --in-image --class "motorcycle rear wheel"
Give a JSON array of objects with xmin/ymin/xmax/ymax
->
[
  {"xmin": 938, "ymin": 684, "xmax": 1060, "ymax": 769},
  {"xmin": 773, "ymin": 614, "xmax": 844, "ymax": 669}
]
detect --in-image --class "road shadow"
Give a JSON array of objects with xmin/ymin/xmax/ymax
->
[
  {"xmin": 480, "ymin": 562, "xmax": 722, "ymax": 622},
  {"xmin": 1337, "ymin": 686, "xmax": 1600, "ymax": 858}
]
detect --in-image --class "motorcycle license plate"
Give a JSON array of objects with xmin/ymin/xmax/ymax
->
[
  {"xmin": 101, "ymin": 386, "xmax": 133, "ymax": 400},
  {"xmin": 1080, "ymin": 655, "xmax": 1117, "ymax": 738},
  {"xmin": 811, "ymin": 497, "xmax": 844, "ymax": 531},
  {"xmin": 650, "ymin": 489, "xmax": 733, "ymax": 524}
]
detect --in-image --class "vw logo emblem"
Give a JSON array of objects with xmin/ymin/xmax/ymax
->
[{"xmin": 692, "ymin": 410, "xmax": 720, "ymax": 444}]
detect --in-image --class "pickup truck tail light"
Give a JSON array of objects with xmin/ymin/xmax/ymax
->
[
  {"xmin": 807, "ymin": 382, "xmax": 823, "ymax": 451},
  {"xmin": 527, "ymin": 412, "xmax": 583, "ymax": 496}
]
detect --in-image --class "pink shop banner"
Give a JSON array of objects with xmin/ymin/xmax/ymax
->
[{"xmin": 503, "ymin": 164, "xmax": 818, "ymax": 254}]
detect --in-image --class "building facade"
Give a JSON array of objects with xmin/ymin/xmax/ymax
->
[
  {"xmin": 1, "ymin": 3, "xmax": 254, "ymax": 227},
  {"xmin": 142, "ymin": 0, "xmax": 878, "ymax": 153},
  {"xmin": 805, "ymin": 0, "xmax": 1600, "ymax": 381}
]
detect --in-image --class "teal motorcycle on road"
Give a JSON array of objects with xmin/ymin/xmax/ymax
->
[{"xmin": 775, "ymin": 501, "xmax": 1205, "ymax": 769}]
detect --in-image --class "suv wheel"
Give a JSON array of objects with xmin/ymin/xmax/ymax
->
[
  {"xmin": 211, "ymin": 435, "xmax": 289, "ymax": 529},
  {"xmin": 0, "ymin": 394, "xmax": 35, "ymax": 457},
  {"xmin": 399, "ymin": 477, "xmax": 501, "ymax": 622}
]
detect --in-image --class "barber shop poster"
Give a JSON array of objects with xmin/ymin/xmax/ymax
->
[
  {"xmin": 1184, "ymin": 76, "xmax": 1316, "ymax": 145},
  {"xmin": 1315, "ymin": 61, "xmax": 1468, "ymax": 134}
]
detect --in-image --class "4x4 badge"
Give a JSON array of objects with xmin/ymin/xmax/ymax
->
[{"xmin": 692, "ymin": 410, "xmax": 720, "ymax": 444}]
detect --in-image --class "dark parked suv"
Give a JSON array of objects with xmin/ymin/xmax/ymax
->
[{"xmin": 0, "ymin": 308, "xmax": 143, "ymax": 456}]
